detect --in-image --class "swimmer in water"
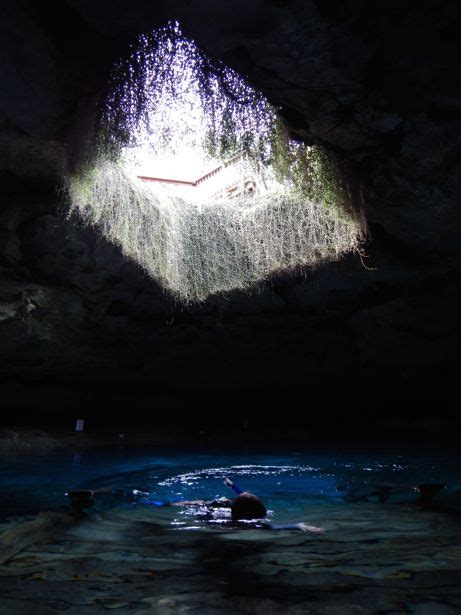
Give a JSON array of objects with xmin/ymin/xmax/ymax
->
[
  {"xmin": 166, "ymin": 476, "xmax": 325, "ymax": 533},
  {"xmin": 67, "ymin": 477, "xmax": 325, "ymax": 532}
]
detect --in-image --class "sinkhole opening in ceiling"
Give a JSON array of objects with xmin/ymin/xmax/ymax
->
[{"xmin": 68, "ymin": 21, "xmax": 366, "ymax": 303}]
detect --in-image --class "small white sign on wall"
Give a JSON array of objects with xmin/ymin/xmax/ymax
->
[{"xmin": 75, "ymin": 419, "xmax": 85, "ymax": 432}]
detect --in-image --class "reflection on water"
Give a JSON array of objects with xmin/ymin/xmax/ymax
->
[
  {"xmin": 0, "ymin": 449, "xmax": 460, "ymax": 613},
  {"xmin": 0, "ymin": 449, "xmax": 460, "ymax": 521}
]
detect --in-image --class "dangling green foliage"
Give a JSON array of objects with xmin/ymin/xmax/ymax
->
[{"xmin": 67, "ymin": 21, "xmax": 366, "ymax": 303}]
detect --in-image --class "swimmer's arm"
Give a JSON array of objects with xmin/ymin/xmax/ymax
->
[
  {"xmin": 265, "ymin": 522, "xmax": 325, "ymax": 533},
  {"xmin": 223, "ymin": 477, "xmax": 243, "ymax": 495},
  {"xmin": 169, "ymin": 498, "xmax": 232, "ymax": 508},
  {"xmin": 145, "ymin": 499, "xmax": 208, "ymax": 507},
  {"xmin": 169, "ymin": 500, "xmax": 207, "ymax": 507}
]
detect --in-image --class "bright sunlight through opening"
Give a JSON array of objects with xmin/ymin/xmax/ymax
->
[{"xmin": 67, "ymin": 22, "xmax": 365, "ymax": 302}]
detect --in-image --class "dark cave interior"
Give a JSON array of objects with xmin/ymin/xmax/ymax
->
[
  {"xmin": 1, "ymin": 0, "xmax": 460, "ymax": 444},
  {"xmin": 1, "ymin": 4, "xmax": 461, "ymax": 613}
]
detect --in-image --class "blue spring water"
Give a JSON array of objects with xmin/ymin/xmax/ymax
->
[{"xmin": 1, "ymin": 448, "xmax": 460, "ymax": 520}]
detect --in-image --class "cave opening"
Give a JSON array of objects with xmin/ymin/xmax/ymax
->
[{"xmin": 67, "ymin": 21, "xmax": 366, "ymax": 303}]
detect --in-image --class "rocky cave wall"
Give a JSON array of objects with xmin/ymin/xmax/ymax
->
[{"xmin": 0, "ymin": 0, "xmax": 460, "ymax": 428}]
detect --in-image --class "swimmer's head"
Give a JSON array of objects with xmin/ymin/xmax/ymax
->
[{"xmin": 231, "ymin": 492, "xmax": 267, "ymax": 520}]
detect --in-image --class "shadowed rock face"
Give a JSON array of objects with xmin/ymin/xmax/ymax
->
[{"xmin": 0, "ymin": 0, "xmax": 460, "ymax": 433}]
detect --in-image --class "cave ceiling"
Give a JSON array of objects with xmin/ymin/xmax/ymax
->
[{"xmin": 0, "ymin": 0, "xmax": 460, "ymax": 415}]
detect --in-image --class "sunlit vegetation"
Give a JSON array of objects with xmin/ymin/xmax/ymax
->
[{"xmin": 68, "ymin": 22, "xmax": 365, "ymax": 302}]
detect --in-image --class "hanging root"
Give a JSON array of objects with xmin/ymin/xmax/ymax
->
[
  {"xmin": 68, "ymin": 160, "xmax": 365, "ymax": 303},
  {"xmin": 67, "ymin": 23, "xmax": 367, "ymax": 303}
]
